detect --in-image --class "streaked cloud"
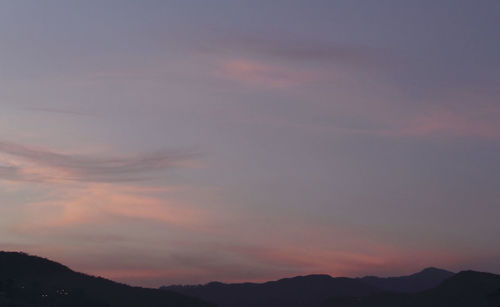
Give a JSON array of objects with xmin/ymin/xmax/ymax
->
[
  {"xmin": 0, "ymin": 140, "xmax": 195, "ymax": 183},
  {"xmin": 0, "ymin": 165, "xmax": 27, "ymax": 181},
  {"xmin": 22, "ymin": 106, "xmax": 94, "ymax": 117},
  {"xmin": 216, "ymin": 59, "xmax": 315, "ymax": 88},
  {"xmin": 13, "ymin": 183, "xmax": 209, "ymax": 232},
  {"xmin": 201, "ymin": 34, "xmax": 389, "ymax": 68},
  {"xmin": 400, "ymin": 96, "xmax": 500, "ymax": 139}
]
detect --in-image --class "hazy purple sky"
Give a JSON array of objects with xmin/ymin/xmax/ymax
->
[{"xmin": 1, "ymin": 0, "xmax": 499, "ymax": 287}]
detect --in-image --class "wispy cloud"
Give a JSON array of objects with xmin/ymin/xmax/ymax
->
[
  {"xmin": 0, "ymin": 141, "xmax": 195, "ymax": 183},
  {"xmin": 22, "ymin": 106, "xmax": 94, "ymax": 117},
  {"xmin": 201, "ymin": 34, "xmax": 389, "ymax": 68},
  {"xmin": 399, "ymin": 104, "xmax": 500, "ymax": 139},
  {"xmin": 216, "ymin": 59, "xmax": 315, "ymax": 88},
  {"xmin": 203, "ymin": 33, "xmax": 390, "ymax": 89},
  {"xmin": 13, "ymin": 183, "xmax": 209, "ymax": 233},
  {"xmin": 0, "ymin": 165, "xmax": 27, "ymax": 181}
]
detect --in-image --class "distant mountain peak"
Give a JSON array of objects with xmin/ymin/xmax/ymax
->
[
  {"xmin": 321, "ymin": 270, "xmax": 500, "ymax": 307},
  {"xmin": 275, "ymin": 274, "xmax": 334, "ymax": 282},
  {"xmin": 418, "ymin": 267, "xmax": 453, "ymax": 274},
  {"xmin": 359, "ymin": 267, "xmax": 455, "ymax": 294},
  {"xmin": 194, "ymin": 274, "xmax": 336, "ymax": 288}
]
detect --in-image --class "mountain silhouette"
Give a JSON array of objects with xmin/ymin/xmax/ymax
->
[
  {"xmin": 321, "ymin": 270, "xmax": 500, "ymax": 307},
  {"xmin": 359, "ymin": 267, "xmax": 454, "ymax": 293},
  {"xmin": 163, "ymin": 268, "xmax": 453, "ymax": 307},
  {"xmin": 3, "ymin": 251, "xmax": 499, "ymax": 307},
  {"xmin": 165, "ymin": 275, "xmax": 378, "ymax": 307},
  {"xmin": 0, "ymin": 251, "xmax": 216, "ymax": 307}
]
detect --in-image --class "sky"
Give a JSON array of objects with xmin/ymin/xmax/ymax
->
[{"xmin": 0, "ymin": 0, "xmax": 499, "ymax": 287}]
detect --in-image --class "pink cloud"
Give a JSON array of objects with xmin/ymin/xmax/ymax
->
[
  {"xmin": 216, "ymin": 59, "xmax": 315, "ymax": 88},
  {"xmin": 227, "ymin": 87, "xmax": 500, "ymax": 140},
  {"xmin": 399, "ymin": 104, "xmax": 500, "ymax": 139},
  {"xmin": 0, "ymin": 140, "xmax": 193, "ymax": 183},
  {"xmin": 12, "ymin": 183, "xmax": 212, "ymax": 234}
]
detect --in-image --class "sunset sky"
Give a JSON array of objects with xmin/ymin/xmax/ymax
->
[{"xmin": 1, "ymin": 0, "xmax": 499, "ymax": 287}]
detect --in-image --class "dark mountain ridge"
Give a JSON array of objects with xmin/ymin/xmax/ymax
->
[
  {"xmin": 321, "ymin": 270, "xmax": 500, "ymax": 307},
  {"xmin": 359, "ymin": 267, "xmax": 454, "ymax": 293},
  {"xmin": 0, "ymin": 251, "xmax": 215, "ymax": 307},
  {"xmin": 3, "ymin": 251, "xmax": 499, "ymax": 307},
  {"xmin": 163, "ymin": 268, "xmax": 455, "ymax": 307},
  {"xmin": 166, "ymin": 274, "xmax": 378, "ymax": 307}
]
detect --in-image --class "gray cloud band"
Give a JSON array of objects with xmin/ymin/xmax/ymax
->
[{"xmin": 0, "ymin": 141, "xmax": 194, "ymax": 183}]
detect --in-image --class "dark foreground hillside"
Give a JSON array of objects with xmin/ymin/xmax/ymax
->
[
  {"xmin": 0, "ymin": 251, "xmax": 216, "ymax": 307},
  {"xmin": 164, "ymin": 268, "xmax": 454, "ymax": 307},
  {"xmin": 166, "ymin": 275, "xmax": 378, "ymax": 307},
  {"xmin": 321, "ymin": 271, "xmax": 500, "ymax": 307}
]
